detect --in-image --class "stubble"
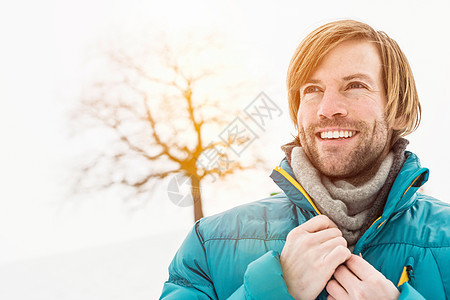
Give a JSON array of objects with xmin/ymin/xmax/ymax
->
[{"xmin": 299, "ymin": 119, "xmax": 391, "ymax": 183}]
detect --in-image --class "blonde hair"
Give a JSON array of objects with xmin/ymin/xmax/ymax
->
[{"xmin": 287, "ymin": 20, "xmax": 421, "ymax": 142}]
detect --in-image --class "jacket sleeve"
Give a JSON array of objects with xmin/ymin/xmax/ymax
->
[
  {"xmin": 228, "ymin": 250, "xmax": 294, "ymax": 299},
  {"xmin": 160, "ymin": 221, "xmax": 217, "ymax": 299},
  {"xmin": 160, "ymin": 221, "xmax": 294, "ymax": 299}
]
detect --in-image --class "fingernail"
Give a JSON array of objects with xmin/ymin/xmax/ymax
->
[{"xmin": 359, "ymin": 253, "xmax": 363, "ymax": 258}]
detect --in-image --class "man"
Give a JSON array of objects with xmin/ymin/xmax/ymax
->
[{"xmin": 160, "ymin": 20, "xmax": 450, "ymax": 299}]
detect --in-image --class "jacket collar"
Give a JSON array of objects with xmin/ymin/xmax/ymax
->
[
  {"xmin": 270, "ymin": 151, "xmax": 429, "ymax": 218},
  {"xmin": 383, "ymin": 151, "xmax": 429, "ymax": 216}
]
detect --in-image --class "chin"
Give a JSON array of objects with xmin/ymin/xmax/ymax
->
[
  {"xmin": 319, "ymin": 167, "xmax": 351, "ymax": 179},
  {"xmin": 315, "ymin": 159, "xmax": 359, "ymax": 179}
]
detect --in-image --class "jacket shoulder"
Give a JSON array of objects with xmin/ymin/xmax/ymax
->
[
  {"xmin": 377, "ymin": 194, "xmax": 450, "ymax": 247},
  {"xmin": 196, "ymin": 193, "xmax": 297, "ymax": 242}
]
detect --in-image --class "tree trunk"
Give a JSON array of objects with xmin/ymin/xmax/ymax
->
[{"xmin": 191, "ymin": 175, "xmax": 204, "ymax": 221}]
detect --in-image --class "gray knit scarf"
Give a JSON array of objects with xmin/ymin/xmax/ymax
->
[{"xmin": 285, "ymin": 138, "xmax": 408, "ymax": 250}]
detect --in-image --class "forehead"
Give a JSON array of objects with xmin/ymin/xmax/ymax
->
[{"xmin": 308, "ymin": 40, "xmax": 382, "ymax": 83}]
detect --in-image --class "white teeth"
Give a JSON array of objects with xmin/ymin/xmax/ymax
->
[{"xmin": 320, "ymin": 130, "xmax": 356, "ymax": 139}]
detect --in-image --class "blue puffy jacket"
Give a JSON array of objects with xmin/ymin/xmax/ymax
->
[{"xmin": 160, "ymin": 151, "xmax": 450, "ymax": 299}]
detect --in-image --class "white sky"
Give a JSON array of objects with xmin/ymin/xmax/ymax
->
[{"xmin": 1, "ymin": 0, "xmax": 449, "ymax": 263}]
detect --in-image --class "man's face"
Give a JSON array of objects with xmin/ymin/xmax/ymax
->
[{"xmin": 297, "ymin": 39, "xmax": 395, "ymax": 181}]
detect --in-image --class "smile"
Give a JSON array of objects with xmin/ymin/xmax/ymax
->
[{"xmin": 319, "ymin": 130, "xmax": 357, "ymax": 139}]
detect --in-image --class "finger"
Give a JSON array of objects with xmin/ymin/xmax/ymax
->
[
  {"xmin": 326, "ymin": 279, "xmax": 348, "ymax": 299},
  {"xmin": 323, "ymin": 244, "xmax": 352, "ymax": 270},
  {"xmin": 300, "ymin": 215, "xmax": 338, "ymax": 233},
  {"xmin": 345, "ymin": 254, "xmax": 378, "ymax": 280},
  {"xmin": 320, "ymin": 235, "xmax": 347, "ymax": 253},
  {"xmin": 327, "ymin": 295, "xmax": 337, "ymax": 300},
  {"xmin": 333, "ymin": 264, "xmax": 361, "ymax": 290},
  {"xmin": 310, "ymin": 227, "xmax": 343, "ymax": 244}
]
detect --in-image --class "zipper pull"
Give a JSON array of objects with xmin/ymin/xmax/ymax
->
[
  {"xmin": 406, "ymin": 265, "xmax": 415, "ymax": 286},
  {"xmin": 397, "ymin": 264, "xmax": 415, "ymax": 287}
]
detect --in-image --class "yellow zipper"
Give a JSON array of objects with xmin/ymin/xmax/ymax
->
[
  {"xmin": 273, "ymin": 166, "xmax": 321, "ymax": 215},
  {"xmin": 402, "ymin": 174, "xmax": 422, "ymax": 197},
  {"xmin": 397, "ymin": 266, "xmax": 410, "ymax": 286},
  {"xmin": 370, "ymin": 174, "xmax": 423, "ymax": 230}
]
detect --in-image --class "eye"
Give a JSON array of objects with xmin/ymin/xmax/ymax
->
[
  {"xmin": 347, "ymin": 82, "xmax": 367, "ymax": 89},
  {"xmin": 304, "ymin": 86, "xmax": 321, "ymax": 94}
]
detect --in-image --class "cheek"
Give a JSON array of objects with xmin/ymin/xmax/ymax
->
[
  {"xmin": 296, "ymin": 109, "xmax": 302, "ymax": 128},
  {"xmin": 352, "ymin": 102, "xmax": 385, "ymax": 121},
  {"xmin": 296, "ymin": 112, "xmax": 302, "ymax": 127},
  {"xmin": 296, "ymin": 112, "xmax": 308, "ymax": 131},
  {"xmin": 297, "ymin": 104, "xmax": 314, "ymax": 128},
  {"xmin": 357, "ymin": 94, "xmax": 387, "ymax": 114}
]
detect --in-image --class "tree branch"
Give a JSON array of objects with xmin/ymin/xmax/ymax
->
[{"xmin": 118, "ymin": 169, "xmax": 180, "ymax": 188}]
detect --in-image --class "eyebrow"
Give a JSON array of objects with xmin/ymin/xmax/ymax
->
[
  {"xmin": 303, "ymin": 73, "xmax": 376, "ymax": 86},
  {"xmin": 342, "ymin": 73, "xmax": 376, "ymax": 85}
]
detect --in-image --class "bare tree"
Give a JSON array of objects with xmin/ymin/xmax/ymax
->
[{"xmin": 71, "ymin": 33, "xmax": 267, "ymax": 221}]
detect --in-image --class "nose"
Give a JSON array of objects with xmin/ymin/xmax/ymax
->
[{"xmin": 317, "ymin": 88, "xmax": 348, "ymax": 119}]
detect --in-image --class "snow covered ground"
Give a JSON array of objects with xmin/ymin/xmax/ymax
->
[{"xmin": 0, "ymin": 230, "xmax": 188, "ymax": 300}]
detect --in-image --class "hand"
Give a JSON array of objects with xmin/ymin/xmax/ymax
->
[
  {"xmin": 280, "ymin": 215, "xmax": 352, "ymax": 300},
  {"xmin": 326, "ymin": 254, "xmax": 400, "ymax": 300}
]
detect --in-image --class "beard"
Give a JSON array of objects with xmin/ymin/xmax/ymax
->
[{"xmin": 298, "ymin": 118, "xmax": 391, "ymax": 181}]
